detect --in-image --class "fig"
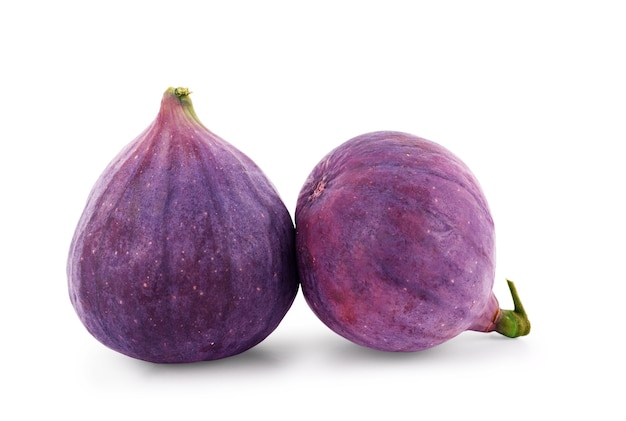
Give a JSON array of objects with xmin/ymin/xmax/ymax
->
[
  {"xmin": 295, "ymin": 131, "xmax": 530, "ymax": 352},
  {"xmin": 68, "ymin": 87, "xmax": 298, "ymax": 363}
]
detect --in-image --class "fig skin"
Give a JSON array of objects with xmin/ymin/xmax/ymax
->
[
  {"xmin": 68, "ymin": 87, "xmax": 299, "ymax": 363},
  {"xmin": 296, "ymin": 131, "xmax": 529, "ymax": 352}
]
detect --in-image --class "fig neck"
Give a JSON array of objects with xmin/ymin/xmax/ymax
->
[
  {"xmin": 156, "ymin": 87, "xmax": 206, "ymax": 130},
  {"xmin": 467, "ymin": 279, "xmax": 531, "ymax": 338}
]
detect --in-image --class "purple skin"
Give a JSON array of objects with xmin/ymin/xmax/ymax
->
[
  {"xmin": 296, "ymin": 131, "xmax": 529, "ymax": 352},
  {"xmin": 68, "ymin": 88, "xmax": 299, "ymax": 363}
]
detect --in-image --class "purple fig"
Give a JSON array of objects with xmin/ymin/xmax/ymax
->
[
  {"xmin": 295, "ymin": 131, "xmax": 529, "ymax": 352},
  {"xmin": 68, "ymin": 87, "xmax": 298, "ymax": 363}
]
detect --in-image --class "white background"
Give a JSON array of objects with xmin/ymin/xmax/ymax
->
[{"xmin": 1, "ymin": 1, "xmax": 624, "ymax": 419}]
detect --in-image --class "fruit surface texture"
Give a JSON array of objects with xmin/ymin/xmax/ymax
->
[
  {"xmin": 68, "ymin": 88, "xmax": 298, "ymax": 363},
  {"xmin": 295, "ymin": 131, "xmax": 529, "ymax": 351}
]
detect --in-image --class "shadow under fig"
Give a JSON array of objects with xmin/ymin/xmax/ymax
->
[
  {"xmin": 132, "ymin": 335, "xmax": 302, "ymax": 377},
  {"xmin": 319, "ymin": 330, "xmax": 530, "ymax": 366},
  {"xmin": 128, "ymin": 328, "xmax": 529, "ymax": 376}
]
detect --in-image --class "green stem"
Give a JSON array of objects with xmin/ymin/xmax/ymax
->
[
  {"xmin": 494, "ymin": 279, "xmax": 531, "ymax": 338},
  {"xmin": 165, "ymin": 86, "xmax": 206, "ymax": 129},
  {"xmin": 173, "ymin": 87, "xmax": 191, "ymax": 97}
]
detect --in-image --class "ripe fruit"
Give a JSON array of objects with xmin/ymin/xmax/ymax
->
[
  {"xmin": 68, "ymin": 87, "xmax": 298, "ymax": 363},
  {"xmin": 295, "ymin": 131, "xmax": 529, "ymax": 352}
]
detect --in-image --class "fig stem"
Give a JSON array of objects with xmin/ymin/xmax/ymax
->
[
  {"xmin": 494, "ymin": 279, "xmax": 531, "ymax": 338},
  {"xmin": 174, "ymin": 87, "xmax": 191, "ymax": 97},
  {"xmin": 165, "ymin": 86, "xmax": 205, "ymax": 128}
]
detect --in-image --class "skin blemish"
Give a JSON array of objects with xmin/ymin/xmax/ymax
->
[{"xmin": 311, "ymin": 177, "xmax": 327, "ymax": 199}]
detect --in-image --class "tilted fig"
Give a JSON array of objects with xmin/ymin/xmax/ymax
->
[
  {"xmin": 68, "ymin": 87, "xmax": 299, "ymax": 363},
  {"xmin": 296, "ymin": 131, "xmax": 530, "ymax": 352}
]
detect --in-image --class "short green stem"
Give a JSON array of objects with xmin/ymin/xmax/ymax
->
[
  {"xmin": 494, "ymin": 279, "xmax": 531, "ymax": 338},
  {"xmin": 164, "ymin": 86, "xmax": 206, "ymax": 129},
  {"xmin": 173, "ymin": 87, "xmax": 191, "ymax": 97}
]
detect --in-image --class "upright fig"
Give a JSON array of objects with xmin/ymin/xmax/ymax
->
[
  {"xmin": 68, "ymin": 87, "xmax": 299, "ymax": 363},
  {"xmin": 296, "ymin": 131, "xmax": 530, "ymax": 352}
]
